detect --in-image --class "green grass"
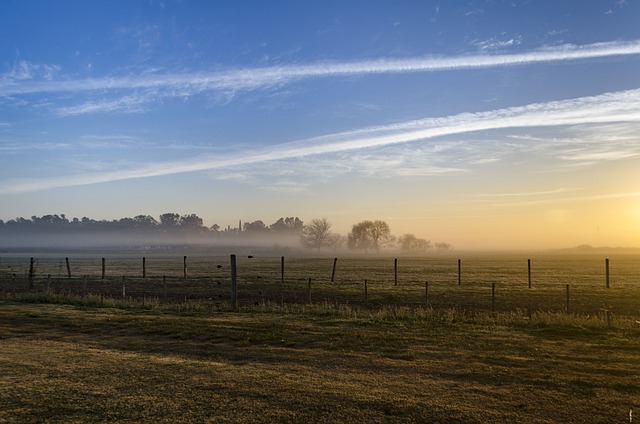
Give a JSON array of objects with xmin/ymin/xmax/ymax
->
[{"xmin": 2, "ymin": 253, "xmax": 639, "ymax": 317}]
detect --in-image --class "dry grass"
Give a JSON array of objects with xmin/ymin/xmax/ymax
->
[{"xmin": 1, "ymin": 300, "xmax": 639, "ymax": 423}]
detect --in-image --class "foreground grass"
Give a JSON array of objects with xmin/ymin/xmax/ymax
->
[{"xmin": 1, "ymin": 298, "xmax": 639, "ymax": 423}]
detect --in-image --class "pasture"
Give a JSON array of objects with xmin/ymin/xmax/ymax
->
[
  {"xmin": 1, "ymin": 253, "xmax": 639, "ymax": 422},
  {"xmin": 1, "ymin": 253, "xmax": 639, "ymax": 315}
]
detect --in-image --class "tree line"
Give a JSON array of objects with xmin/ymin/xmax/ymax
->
[{"xmin": 0, "ymin": 214, "xmax": 453, "ymax": 253}]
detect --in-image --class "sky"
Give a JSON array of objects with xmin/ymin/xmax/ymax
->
[{"xmin": 1, "ymin": 0, "xmax": 640, "ymax": 250}]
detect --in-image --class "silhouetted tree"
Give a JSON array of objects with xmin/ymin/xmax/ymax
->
[
  {"xmin": 133, "ymin": 215, "xmax": 158, "ymax": 229},
  {"xmin": 326, "ymin": 233, "xmax": 346, "ymax": 252},
  {"xmin": 398, "ymin": 234, "xmax": 432, "ymax": 252},
  {"xmin": 347, "ymin": 220, "xmax": 394, "ymax": 254},
  {"xmin": 434, "ymin": 242, "xmax": 453, "ymax": 253},
  {"xmin": 243, "ymin": 220, "xmax": 268, "ymax": 233},
  {"xmin": 159, "ymin": 213, "xmax": 181, "ymax": 229},
  {"xmin": 270, "ymin": 217, "xmax": 304, "ymax": 235},
  {"xmin": 179, "ymin": 214, "xmax": 205, "ymax": 231},
  {"xmin": 300, "ymin": 218, "xmax": 332, "ymax": 253}
]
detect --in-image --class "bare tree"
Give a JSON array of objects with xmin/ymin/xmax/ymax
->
[
  {"xmin": 326, "ymin": 233, "xmax": 346, "ymax": 252},
  {"xmin": 435, "ymin": 242, "xmax": 453, "ymax": 253},
  {"xmin": 300, "ymin": 218, "xmax": 333, "ymax": 253},
  {"xmin": 398, "ymin": 234, "xmax": 432, "ymax": 252}
]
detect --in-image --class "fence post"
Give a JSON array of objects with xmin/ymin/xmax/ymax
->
[
  {"xmin": 28, "ymin": 257, "xmax": 35, "ymax": 290},
  {"xmin": 279, "ymin": 256, "xmax": 285, "ymax": 306},
  {"xmin": 605, "ymin": 258, "xmax": 610, "ymax": 288},
  {"xmin": 565, "ymin": 284, "xmax": 570, "ymax": 314},
  {"xmin": 102, "ymin": 258, "xmax": 106, "ymax": 280},
  {"xmin": 458, "ymin": 259, "xmax": 461, "ymax": 286},
  {"xmin": 307, "ymin": 278, "xmax": 312, "ymax": 305},
  {"xmin": 12, "ymin": 273, "xmax": 16, "ymax": 295},
  {"xmin": 142, "ymin": 257, "xmax": 146, "ymax": 279},
  {"xmin": 281, "ymin": 256, "xmax": 285, "ymax": 285},
  {"xmin": 364, "ymin": 279, "xmax": 368, "ymax": 303},
  {"xmin": 331, "ymin": 258, "xmax": 338, "ymax": 282},
  {"xmin": 230, "ymin": 255, "xmax": 237, "ymax": 308},
  {"xmin": 183, "ymin": 256, "xmax": 187, "ymax": 280},
  {"xmin": 65, "ymin": 257, "xmax": 71, "ymax": 279},
  {"xmin": 527, "ymin": 259, "xmax": 531, "ymax": 288},
  {"xmin": 425, "ymin": 281, "xmax": 429, "ymax": 307},
  {"xmin": 394, "ymin": 258, "xmax": 398, "ymax": 286}
]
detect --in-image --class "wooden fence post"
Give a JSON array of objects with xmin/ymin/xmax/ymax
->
[
  {"xmin": 565, "ymin": 284, "xmax": 570, "ymax": 314},
  {"xmin": 102, "ymin": 258, "xmax": 106, "ymax": 280},
  {"xmin": 280, "ymin": 256, "xmax": 285, "ymax": 306},
  {"xmin": 65, "ymin": 257, "xmax": 71, "ymax": 279},
  {"xmin": 425, "ymin": 281, "xmax": 429, "ymax": 307},
  {"xmin": 230, "ymin": 255, "xmax": 237, "ymax": 308},
  {"xmin": 183, "ymin": 256, "xmax": 187, "ymax": 280},
  {"xmin": 605, "ymin": 258, "xmax": 610, "ymax": 289},
  {"xmin": 142, "ymin": 257, "xmax": 146, "ymax": 279},
  {"xmin": 364, "ymin": 279, "xmax": 368, "ymax": 303},
  {"xmin": 527, "ymin": 259, "xmax": 531, "ymax": 288},
  {"xmin": 458, "ymin": 259, "xmax": 461, "ymax": 286},
  {"xmin": 331, "ymin": 258, "xmax": 338, "ymax": 282},
  {"xmin": 28, "ymin": 257, "xmax": 35, "ymax": 290},
  {"xmin": 394, "ymin": 258, "xmax": 398, "ymax": 286}
]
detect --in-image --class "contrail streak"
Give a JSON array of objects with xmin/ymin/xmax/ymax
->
[
  {"xmin": 2, "ymin": 40, "xmax": 640, "ymax": 96},
  {"xmin": 1, "ymin": 87, "xmax": 639, "ymax": 194}
]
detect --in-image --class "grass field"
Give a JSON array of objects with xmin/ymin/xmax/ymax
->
[
  {"xmin": 1, "ymin": 253, "xmax": 639, "ymax": 315},
  {"xmin": 1, "ymin": 253, "xmax": 639, "ymax": 422}
]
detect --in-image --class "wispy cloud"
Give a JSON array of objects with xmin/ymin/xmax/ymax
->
[
  {"xmin": 1, "ymin": 87, "xmax": 639, "ymax": 194},
  {"xmin": 475, "ymin": 188, "xmax": 573, "ymax": 198},
  {"xmin": 2, "ymin": 40, "xmax": 640, "ymax": 110},
  {"xmin": 488, "ymin": 191, "xmax": 640, "ymax": 208},
  {"xmin": 0, "ymin": 142, "xmax": 72, "ymax": 153},
  {"xmin": 55, "ymin": 94, "xmax": 151, "ymax": 116}
]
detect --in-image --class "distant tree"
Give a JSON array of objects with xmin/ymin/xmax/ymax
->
[
  {"xmin": 347, "ymin": 221, "xmax": 372, "ymax": 253},
  {"xmin": 243, "ymin": 220, "xmax": 268, "ymax": 233},
  {"xmin": 133, "ymin": 215, "xmax": 158, "ymax": 229},
  {"xmin": 398, "ymin": 234, "xmax": 432, "ymax": 252},
  {"xmin": 300, "ymin": 218, "xmax": 333, "ymax": 253},
  {"xmin": 159, "ymin": 213, "xmax": 181, "ymax": 229},
  {"xmin": 270, "ymin": 217, "xmax": 304, "ymax": 235},
  {"xmin": 434, "ymin": 242, "xmax": 453, "ymax": 253},
  {"xmin": 325, "ymin": 233, "xmax": 346, "ymax": 252},
  {"xmin": 347, "ymin": 220, "xmax": 394, "ymax": 254},
  {"xmin": 179, "ymin": 214, "xmax": 205, "ymax": 231}
]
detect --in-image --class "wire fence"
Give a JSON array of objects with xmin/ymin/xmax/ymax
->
[{"xmin": 1, "ymin": 254, "xmax": 638, "ymax": 316}]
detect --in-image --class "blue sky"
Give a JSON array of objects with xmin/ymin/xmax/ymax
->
[{"xmin": 1, "ymin": 0, "xmax": 640, "ymax": 249}]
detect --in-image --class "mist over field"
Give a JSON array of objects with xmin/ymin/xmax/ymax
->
[{"xmin": 0, "ymin": 227, "xmax": 305, "ymax": 253}]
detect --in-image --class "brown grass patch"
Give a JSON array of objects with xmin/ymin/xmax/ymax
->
[{"xmin": 1, "ymin": 301, "xmax": 639, "ymax": 423}]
